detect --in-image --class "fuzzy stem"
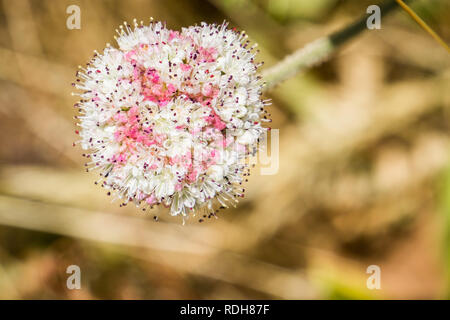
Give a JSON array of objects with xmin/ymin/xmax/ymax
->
[{"xmin": 262, "ymin": 1, "xmax": 401, "ymax": 90}]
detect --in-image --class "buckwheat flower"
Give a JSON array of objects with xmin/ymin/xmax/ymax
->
[{"xmin": 73, "ymin": 20, "xmax": 270, "ymax": 220}]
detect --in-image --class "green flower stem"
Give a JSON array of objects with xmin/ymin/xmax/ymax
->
[{"xmin": 262, "ymin": 0, "xmax": 401, "ymax": 90}]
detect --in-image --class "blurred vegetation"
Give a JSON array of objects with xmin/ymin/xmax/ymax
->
[{"xmin": 0, "ymin": 0, "xmax": 449, "ymax": 299}]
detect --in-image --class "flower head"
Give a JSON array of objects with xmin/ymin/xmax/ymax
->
[{"xmin": 73, "ymin": 20, "xmax": 270, "ymax": 219}]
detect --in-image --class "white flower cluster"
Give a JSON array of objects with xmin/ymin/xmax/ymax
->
[{"xmin": 73, "ymin": 20, "xmax": 270, "ymax": 219}]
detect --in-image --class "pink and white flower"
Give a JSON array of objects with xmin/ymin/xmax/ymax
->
[{"xmin": 73, "ymin": 20, "xmax": 270, "ymax": 219}]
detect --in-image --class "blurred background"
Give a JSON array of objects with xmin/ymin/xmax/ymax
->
[{"xmin": 0, "ymin": 0, "xmax": 449, "ymax": 299}]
